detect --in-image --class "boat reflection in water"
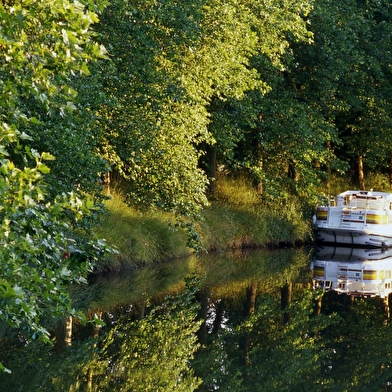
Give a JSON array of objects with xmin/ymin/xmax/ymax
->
[{"xmin": 311, "ymin": 246, "xmax": 392, "ymax": 298}]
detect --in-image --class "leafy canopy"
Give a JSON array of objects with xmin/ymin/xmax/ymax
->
[{"xmin": 0, "ymin": 0, "xmax": 109, "ymax": 353}]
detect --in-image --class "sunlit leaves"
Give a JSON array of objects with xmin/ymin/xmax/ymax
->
[
  {"xmin": 95, "ymin": 0, "xmax": 315, "ymax": 216},
  {"xmin": 95, "ymin": 277, "xmax": 202, "ymax": 391},
  {"xmin": 96, "ymin": 0, "xmax": 211, "ymax": 217},
  {"xmin": 0, "ymin": 150, "xmax": 105, "ymax": 340},
  {"xmin": 0, "ymin": 0, "xmax": 111, "ymax": 359}
]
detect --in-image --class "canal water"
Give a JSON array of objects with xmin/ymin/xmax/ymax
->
[{"xmin": 2, "ymin": 246, "xmax": 392, "ymax": 391}]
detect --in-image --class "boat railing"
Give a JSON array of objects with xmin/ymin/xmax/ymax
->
[{"xmin": 342, "ymin": 197, "xmax": 385, "ymax": 211}]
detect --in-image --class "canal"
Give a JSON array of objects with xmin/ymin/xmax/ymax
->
[{"xmin": 1, "ymin": 246, "xmax": 392, "ymax": 391}]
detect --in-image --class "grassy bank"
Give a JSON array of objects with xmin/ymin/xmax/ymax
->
[{"xmin": 94, "ymin": 177, "xmax": 314, "ymax": 271}]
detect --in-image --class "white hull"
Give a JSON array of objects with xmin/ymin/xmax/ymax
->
[
  {"xmin": 315, "ymin": 228, "xmax": 392, "ymax": 248},
  {"xmin": 311, "ymin": 245, "xmax": 392, "ymax": 298},
  {"xmin": 315, "ymin": 244, "xmax": 392, "ymax": 261},
  {"xmin": 314, "ymin": 190, "xmax": 392, "ymax": 248}
]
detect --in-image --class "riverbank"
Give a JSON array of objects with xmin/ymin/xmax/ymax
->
[{"xmin": 94, "ymin": 177, "xmax": 314, "ymax": 271}]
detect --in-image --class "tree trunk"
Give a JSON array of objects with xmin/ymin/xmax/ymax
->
[
  {"xmin": 288, "ymin": 159, "xmax": 299, "ymax": 195},
  {"xmin": 358, "ymin": 155, "xmax": 365, "ymax": 190},
  {"xmin": 254, "ymin": 142, "xmax": 263, "ymax": 195},
  {"xmin": 55, "ymin": 315, "xmax": 73, "ymax": 351},
  {"xmin": 326, "ymin": 140, "xmax": 331, "ymax": 195},
  {"xmin": 389, "ymin": 152, "xmax": 392, "ymax": 190},
  {"xmin": 203, "ymin": 144, "xmax": 217, "ymax": 195}
]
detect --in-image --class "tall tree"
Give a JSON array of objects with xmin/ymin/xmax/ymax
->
[
  {"xmin": 95, "ymin": 0, "xmax": 315, "ymax": 214},
  {"xmin": 291, "ymin": 0, "xmax": 392, "ymax": 189},
  {"xmin": 0, "ymin": 0, "xmax": 110, "ymax": 361},
  {"xmin": 95, "ymin": 0, "xmax": 211, "ymax": 218}
]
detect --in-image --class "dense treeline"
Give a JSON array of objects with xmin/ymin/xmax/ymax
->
[
  {"xmin": 90, "ymin": 0, "xmax": 392, "ymax": 210},
  {"xmin": 1, "ymin": 0, "xmax": 392, "ymax": 370}
]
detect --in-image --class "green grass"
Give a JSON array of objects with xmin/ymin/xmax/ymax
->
[
  {"xmin": 100, "ymin": 170, "xmax": 391, "ymax": 270},
  {"xmin": 94, "ymin": 192, "xmax": 191, "ymax": 271},
  {"xmin": 321, "ymin": 172, "xmax": 392, "ymax": 196},
  {"xmin": 95, "ymin": 177, "xmax": 313, "ymax": 270}
]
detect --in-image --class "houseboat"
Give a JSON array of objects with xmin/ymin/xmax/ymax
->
[
  {"xmin": 311, "ymin": 246, "xmax": 392, "ymax": 298},
  {"xmin": 314, "ymin": 190, "xmax": 392, "ymax": 248}
]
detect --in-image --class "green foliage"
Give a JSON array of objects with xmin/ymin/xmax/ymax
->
[
  {"xmin": 0, "ymin": 276, "xmax": 203, "ymax": 391},
  {"xmin": 193, "ymin": 289, "xmax": 340, "ymax": 392},
  {"xmin": 95, "ymin": 0, "xmax": 210, "ymax": 218},
  {"xmin": 0, "ymin": 144, "xmax": 109, "ymax": 341},
  {"xmin": 291, "ymin": 0, "xmax": 392, "ymax": 180},
  {"xmin": 94, "ymin": 192, "xmax": 191, "ymax": 269},
  {"xmin": 93, "ymin": 0, "xmax": 317, "ymax": 216},
  {"xmin": 0, "ymin": 0, "xmax": 109, "ymax": 203},
  {"xmin": 0, "ymin": 0, "xmax": 111, "ymax": 359},
  {"xmin": 205, "ymin": 0, "xmax": 317, "ymax": 198},
  {"xmin": 243, "ymin": 290, "xmax": 337, "ymax": 391},
  {"xmin": 96, "ymin": 276, "xmax": 202, "ymax": 391}
]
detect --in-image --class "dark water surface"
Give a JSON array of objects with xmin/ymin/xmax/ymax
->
[{"xmin": 2, "ymin": 246, "xmax": 392, "ymax": 391}]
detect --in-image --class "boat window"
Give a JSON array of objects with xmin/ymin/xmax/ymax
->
[
  {"xmin": 368, "ymin": 200, "xmax": 382, "ymax": 210},
  {"xmin": 343, "ymin": 196, "xmax": 352, "ymax": 205},
  {"xmin": 355, "ymin": 200, "xmax": 367, "ymax": 209}
]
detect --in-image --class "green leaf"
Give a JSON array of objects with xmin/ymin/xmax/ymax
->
[
  {"xmin": 41, "ymin": 152, "xmax": 55, "ymax": 161},
  {"xmin": 37, "ymin": 163, "xmax": 50, "ymax": 174}
]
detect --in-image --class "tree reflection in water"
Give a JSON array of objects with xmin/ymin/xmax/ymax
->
[{"xmin": 1, "ymin": 247, "xmax": 392, "ymax": 391}]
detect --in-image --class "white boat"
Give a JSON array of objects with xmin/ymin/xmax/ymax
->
[
  {"xmin": 315, "ymin": 245, "xmax": 392, "ymax": 261},
  {"xmin": 311, "ymin": 246, "xmax": 392, "ymax": 298},
  {"xmin": 314, "ymin": 190, "xmax": 392, "ymax": 248}
]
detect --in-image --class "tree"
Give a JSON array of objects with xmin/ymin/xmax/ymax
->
[
  {"xmin": 95, "ymin": 0, "xmax": 211, "ymax": 218},
  {"xmin": 203, "ymin": 0, "xmax": 319, "ymax": 199},
  {"xmin": 94, "ymin": 0, "xmax": 317, "ymax": 215},
  {"xmin": 290, "ymin": 0, "xmax": 392, "ymax": 189},
  {"xmin": 1, "ymin": 0, "xmax": 109, "ymax": 201},
  {"xmin": 0, "ymin": 0, "xmax": 110, "ymax": 362}
]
